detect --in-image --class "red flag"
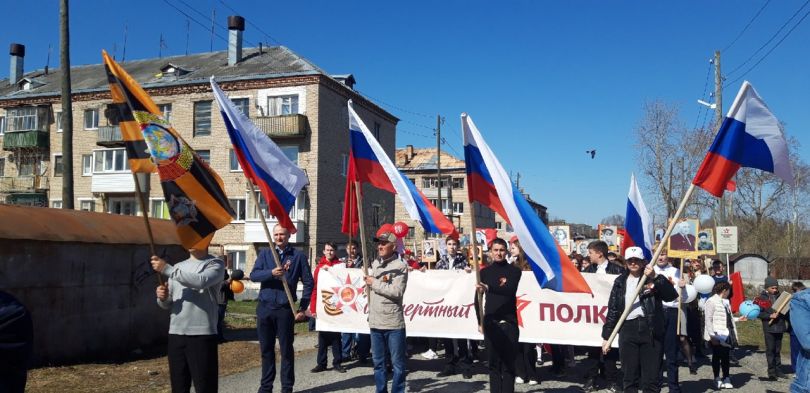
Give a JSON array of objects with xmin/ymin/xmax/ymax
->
[
  {"xmin": 341, "ymin": 158, "xmax": 359, "ymax": 237},
  {"xmin": 730, "ymin": 271, "xmax": 744, "ymax": 313}
]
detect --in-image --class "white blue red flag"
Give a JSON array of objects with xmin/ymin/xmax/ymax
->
[
  {"xmin": 693, "ymin": 81, "xmax": 794, "ymax": 197},
  {"xmin": 462, "ymin": 113, "xmax": 591, "ymax": 294},
  {"xmin": 622, "ymin": 174, "xmax": 652, "ymax": 261},
  {"xmin": 346, "ymin": 102, "xmax": 457, "ymax": 237},
  {"xmin": 210, "ymin": 78, "xmax": 309, "ymax": 233}
]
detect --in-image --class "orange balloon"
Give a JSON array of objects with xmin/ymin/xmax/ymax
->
[{"xmin": 230, "ymin": 280, "xmax": 245, "ymax": 294}]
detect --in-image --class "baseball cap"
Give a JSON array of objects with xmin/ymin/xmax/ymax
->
[
  {"xmin": 373, "ymin": 223, "xmax": 396, "ymax": 243},
  {"xmin": 624, "ymin": 246, "xmax": 646, "ymax": 261}
]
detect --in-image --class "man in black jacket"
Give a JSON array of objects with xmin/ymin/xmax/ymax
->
[
  {"xmin": 582, "ymin": 240, "xmax": 624, "ymax": 392},
  {"xmin": 602, "ymin": 247, "xmax": 678, "ymax": 393},
  {"xmin": 758, "ymin": 276, "xmax": 788, "ymax": 380}
]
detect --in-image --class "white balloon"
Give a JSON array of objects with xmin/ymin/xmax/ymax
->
[
  {"xmin": 694, "ymin": 275, "xmax": 715, "ymax": 295},
  {"xmin": 684, "ymin": 284, "xmax": 698, "ymax": 303}
]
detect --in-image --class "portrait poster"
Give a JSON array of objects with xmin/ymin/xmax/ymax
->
[
  {"xmin": 422, "ymin": 240, "xmax": 438, "ymax": 263},
  {"xmin": 573, "ymin": 239, "xmax": 596, "ymax": 256},
  {"xmin": 667, "ymin": 218, "xmax": 701, "ymax": 259},
  {"xmin": 716, "ymin": 226, "xmax": 739, "ymax": 254},
  {"xmin": 598, "ymin": 225, "xmax": 618, "ymax": 247},
  {"xmin": 696, "ymin": 228, "xmax": 716, "ymax": 253},
  {"xmin": 549, "ymin": 225, "xmax": 571, "ymax": 253}
]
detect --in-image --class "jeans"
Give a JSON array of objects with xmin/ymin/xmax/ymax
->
[
  {"xmin": 370, "ymin": 328, "xmax": 407, "ymax": 393},
  {"xmin": 257, "ymin": 306, "xmax": 295, "ymax": 393},
  {"xmin": 484, "ymin": 318, "xmax": 518, "ymax": 393},
  {"xmin": 711, "ymin": 343, "xmax": 730, "ymax": 379},
  {"xmin": 619, "ymin": 318, "xmax": 663, "ymax": 393},
  {"xmin": 791, "ymin": 332, "xmax": 800, "ymax": 372},
  {"xmin": 217, "ymin": 304, "xmax": 227, "ymax": 341},
  {"xmin": 167, "ymin": 334, "xmax": 218, "ymax": 393},
  {"xmin": 661, "ymin": 308, "xmax": 681, "ymax": 392},
  {"xmin": 317, "ymin": 331, "xmax": 343, "ymax": 368},
  {"xmin": 441, "ymin": 338, "xmax": 473, "ymax": 373},
  {"xmin": 764, "ymin": 332, "xmax": 784, "ymax": 377},
  {"xmin": 342, "ymin": 333, "xmax": 371, "ymax": 360}
]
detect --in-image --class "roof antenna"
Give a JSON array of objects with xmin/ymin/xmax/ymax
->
[
  {"xmin": 45, "ymin": 44, "xmax": 52, "ymax": 74},
  {"xmin": 122, "ymin": 23, "xmax": 128, "ymax": 61}
]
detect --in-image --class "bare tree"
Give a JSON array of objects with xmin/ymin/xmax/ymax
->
[{"xmin": 600, "ymin": 214, "xmax": 625, "ymax": 226}]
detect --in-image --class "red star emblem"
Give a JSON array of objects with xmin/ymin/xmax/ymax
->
[
  {"xmin": 516, "ymin": 294, "xmax": 531, "ymax": 328},
  {"xmin": 329, "ymin": 273, "xmax": 366, "ymax": 313}
]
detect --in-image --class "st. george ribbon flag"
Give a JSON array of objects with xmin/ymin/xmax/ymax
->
[
  {"xmin": 622, "ymin": 174, "xmax": 653, "ymax": 260},
  {"xmin": 210, "ymin": 78, "xmax": 308, "ymax": 234},
  {"xmin": 102, "ymin": 51, "xmax": 234, "ymax": 250},
  {"xmin": 345, "ymin": 101, "xmax": 457, "ymax": 237},
  {"xmin": 692, "ymin": 81, "xmax": 794, "ymax": 197},
  {"xmin": 461, "ymin": 113, "xmax": 591, "ymax": 294}
]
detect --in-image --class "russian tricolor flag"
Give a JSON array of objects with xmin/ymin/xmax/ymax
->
[
  {"xmin": 462, "ymin": 114, "xmax": 591, "ymax": 294},
  {"xmin": 693, "ymin": 81, "xmax": 794, "ymax": 197},
  {"xmin": 622, "ymin": 174, "xmax": 652, "ymax": 261},
  {"xmin": 211, "ymin": 79, "xmax": 309, "ymax": 233},
  {"xmin": 347, "ymin": 102, "xmax": 457, "ymax": 237}
]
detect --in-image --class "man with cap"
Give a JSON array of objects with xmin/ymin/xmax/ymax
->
[
  {"xmin": 758, "ymin": 276, "xmax": 788, "ymax": 381},
  {"xmin": 602, "ymin": 247, "xmax": 678, "ymax": 393},
  {"xmin": 653, "ymin": 253, "xmax": 692, "ymax": 392},
  {"xmin": 365, "ymin": 223, "xmax": 409, "ymax": 393},
  {"xmin": 250, "ymin": 224, "xmax": 314, "ymax": 393}
]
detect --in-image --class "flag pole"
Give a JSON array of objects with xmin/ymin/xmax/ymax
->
[
  {"xmin": 249, "ymin": 181, "xmax": 298, "ymax": 319},
  {"xmin": 132, "ymin": 172, "xmax": 162, "ymax": 286},
  {"xmin": 676, "ymin": 257, "xmax": 685, "ymax": 336},
  {"xmin": 467, "ymin": 204, "xmax": 485, "ymax": 327},
  {"xmin": 354, "ymin": 182, "xmax": 371, "ymax": 277},
  {"xmin": 603, "ymin": 183, "xmax": 697, "ymax": 352}
]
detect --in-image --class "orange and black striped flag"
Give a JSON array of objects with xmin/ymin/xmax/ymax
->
[{"xmin": 102, "ymin": 50, "xmax": 235, "ymax": 250}]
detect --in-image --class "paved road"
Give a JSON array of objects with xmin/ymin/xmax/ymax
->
[{"xmin": 220, "ymin": 332, "xmax": 793, "ymax": 392}]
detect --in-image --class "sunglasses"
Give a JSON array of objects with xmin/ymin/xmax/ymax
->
[{"xmin": 626, "ymin": 259, "xmax": 645, "ymax": 265}]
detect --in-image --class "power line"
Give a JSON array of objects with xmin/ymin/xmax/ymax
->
[
  {"xmin": 161, "ymin": 0, "xmax": 230, "ymax": 48},
  {"xmin": 693, "ymin": 59, "xmax": 713, "ymax": 130},
  {"xmin": 725, "ymin": 0, "xmax": 810, "ymax": 79},
  {"xmin": 722, "ymin": 0, "xmax": 772, "ymax": 53},
  {"xmin": 725, "ymin": 5, "xmax": 810, "ymax": 87},
  {"xmin": 355, "ymin": 89, "xmax": 434, "ymax": 119},
  {"xmin": 217, "ymin": 0, "xmax": 283, "ymax": 45}
]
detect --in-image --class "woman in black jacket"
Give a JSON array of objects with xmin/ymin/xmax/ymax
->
[{"xmin": 601, "ymin": 247, "xmax": 678, "ymax": 393}]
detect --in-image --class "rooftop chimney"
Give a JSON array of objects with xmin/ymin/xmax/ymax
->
[
  {"xmin": 406, "ymin": 145, "xmax": 415, "ymax": 161},
  {"xmin": 228, "ymin": 16, "xmax": 245, "ymax": 66},
  {"xmin": 9, "ymin": 43, "xmax": 24, "ymax": 86}
]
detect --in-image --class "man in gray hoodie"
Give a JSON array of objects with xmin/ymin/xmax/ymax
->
[
  {"xmin": 364, "ymin": 223, "xmax": 409, "ymax": 393},
  {"xmin": 153, "ymin": 249, "xmax": 224, "ymax": 393}
]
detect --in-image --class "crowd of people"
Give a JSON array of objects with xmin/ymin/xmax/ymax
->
[{"xmin": 147, "ymin": 223, "xmax": 809, "ymax": 393}]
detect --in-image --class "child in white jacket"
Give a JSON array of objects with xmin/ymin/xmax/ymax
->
[{"xmin": 704, "ymin": 281, "xmax": 739, "ymax": 390}]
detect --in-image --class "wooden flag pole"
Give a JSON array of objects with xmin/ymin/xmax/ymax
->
[
  {"xmin": 249, "ymin": 182, "xmax": 298, "ymax": 319},
  {"xmin": 603, "ymin": 183, "xmax": 697, "ymax": 352},
  {"xmin": 132, "ymin": 172, "xmax": 162, "ymax": 286},
  {"xmin": 354, "ymin": 182, "xmax": 371, "ymax": 277},
  {"xmin": 468, "ymin": 207, "xmax": 485, "ymax": 327},
  {"xmin": 676, "ymin": 257, "xmax": 685, "ymax": 336}
]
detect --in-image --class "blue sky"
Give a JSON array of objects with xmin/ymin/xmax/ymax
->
[{"xmin": 3, "ymin": 1, "xmax": 808, "ymax": 226}]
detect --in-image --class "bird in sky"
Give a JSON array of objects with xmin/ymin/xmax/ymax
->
[{"xmin": 586, "ymin": 149, "xmax": 596, "ymax": 159}]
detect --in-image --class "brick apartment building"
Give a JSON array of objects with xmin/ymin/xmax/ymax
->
[{"xmin": 0, "ymin": 16, "xmax": 397, "ymax": 271}]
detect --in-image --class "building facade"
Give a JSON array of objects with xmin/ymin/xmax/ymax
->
[
  {"xmin": 0, "ymin": 17, "xmax": 397, "ymax": 272},
  {"xmin": 393, "ymin": 146, "xmax": 496, "ymax": 250}
]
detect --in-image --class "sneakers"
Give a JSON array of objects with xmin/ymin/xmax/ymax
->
[
  {"xmin": 334, "ymin": 365, "xmax": 347, "ymax": 373},
  {"xmin": 715, "ymin": 378, "xmax": 723, "ymax": 390},
  {"xmin": 528, "ymin": 380, "xmax": 538, "ymax": 385},
  {"xmin": 515, "ymin": 376, "xmax": 525, "ymax": 384},
  {"xmin": 721, "ymin": 377, "xmax": 733, "ymax": 389},
  {"xmin": 310, "ymin": 365, "xmax": 327, "ymax": 373},
  {"xmin": 420, "ymin": 349, "xmax": 438, "ymax": 360}
]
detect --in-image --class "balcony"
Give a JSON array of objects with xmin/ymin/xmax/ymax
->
[
  {"xmin": 91, "ymin": 172, "xmax": 135, "ymax": 193},
  {"xmin": 253, "ymin": 114, "xmax": 308, "ymax": 138},
  {"xmin": 2, "ymin": 131, "xmax": 49, "ymax": 151},
  {"xmin": 96, "ymin": 125, "xmax": 124, "ymax": 147},
  {"xmin": 0, "ymin": 176, "xmax": 49, "ymax": 193},
  {"xmin": 4, "ymin": 192, "xmax": 47, "ymax": 207}
]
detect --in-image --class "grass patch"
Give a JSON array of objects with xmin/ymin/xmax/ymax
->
[
  {"xmin": 225, "ymin": 299, "xmax": 312, "ymax": 334},
  {"xmin": 735, "ymin": 319, "xmax": 791, "ymax": 354}
]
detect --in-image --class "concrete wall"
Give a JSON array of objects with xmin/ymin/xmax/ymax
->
[{"xmin": 0, "ymin": 239, "xmax": 187, "ymax": 365}]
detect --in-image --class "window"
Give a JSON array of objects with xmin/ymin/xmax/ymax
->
[
  {"xmin": 232, "ymin": 98, "xmax": 249, "ymax": 117},
  {"xmin": 227, "ymin": 250, "xmax": 246, "ymax": 270},
  {"xmin": 197, "ymin": 150, "xmax": 210, "ymax": 164},
  {"xmin": 82, "ymin": 154, "xmax": 93, "ymax": 176},
  {"xmin": 452, "ymin": 177, "xmax": 465, "ymax": 189},
  {"xmin": 18, "ymin": 156, "xmax": 37, "ymax": 176},
  {"xmin": 53, "ymin": 155, "xmax": 63, "ymax": 177},
  {"xmin": 108, "ymin": 198, "xmax": 137, "ymax": 215},
  {"xmin": 0, "ymin": 115, "xmax": 6, "ymax": 135},
  {"xmin": 93, "ymin": 149, "xmax": 130, "ymax": 173},
  {"xmin": 7, "ymin": 107, "xmax": 45, "ymax": 132},
  {"xmin": 495, "ymin": 222, "xmax": 502, "ymax": 230},
  {"xmin": 84, "ymin": 108, "xmax": 99, "ymax": 130},
  {"xmin": 56, "ymin": 112, "xmax": 62, "ymax": 132},
  {"xmin": 193, "ymin": 101, "xmax": 212, "ymax": 136},
  {"xmin": 80, "ymin": 200, "xmax": 95, "ymax": 212},
  {"xmin": 229, "ymin": 198, "xmax": 246, "ymax": 221},
  {"xmin": 150, "ymin": 199, "xmax": 170, "ymax": 219},
  {"xmin": 248, "ymin": 191, "xmax": 301, "ymax": 221},
  {"xmin": 267, "ymin": 95, "xmax": 298, "ymax": 116},
  {"xmin": 280, "ymin": 145, "xmax": 298, "ymax": 165},
  {"xmin": 229, "ymin": 149, "xmax": 242, "ymax": 172},
  {"xmin": 371, "ymin": 204, "xmax": 381, "ymax": 227},
  {"xmin": 158, "ymin": 103, "xmax": 172, "ymax": 123},
  {"xmin": 0, "ymin": 158, "xmax": 5, "ymax": 176},
  {"xmin": 340, "ymin": 154, "xmax": 348, "ymax": 177},
  {"xmin": 373, "ymin": 122, "xmax": 381, "ymax": 140},
  {"xmin": 422, "ymin": 177, "xmax": 450, "ymax": 189},
  {"xmin": 408, "ymin": 177, "xmax": 416, "ymax": 184},
  {"xmin": 452, "ymin": 202, "xmax": 464, "ymax": 214},
  {"xmin": 51, "ymin": 200, "xmax": 62, "ymax": 209}
]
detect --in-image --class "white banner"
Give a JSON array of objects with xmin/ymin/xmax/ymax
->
[
  {"xmin": 315, "ymin": 269, "xmax": 617, "ymax": 347},
  {"xmin": 716, "ymin": 226, "xmax": 738, "ymax": 254}
]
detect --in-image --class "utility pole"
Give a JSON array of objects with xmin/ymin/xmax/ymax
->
[
  {"xmin": 714, "ymin": 50, "xmax": 726, "ymax": 226},
  {"xmin": 436, "ymin": 114, "xmax": 443, "ymax": 217},
  {"xmin": 60, "ymin": 0, "xmax": 74, "ymax": 209}
]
